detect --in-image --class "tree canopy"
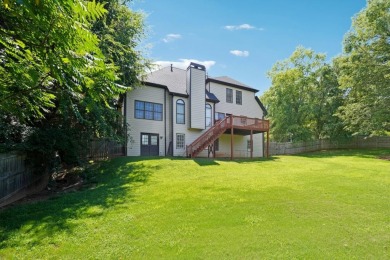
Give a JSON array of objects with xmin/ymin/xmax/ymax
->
[
  {"xmin": 334, "ymin": 0, "xmax": 390, "ymax": 136},
  {"xmin": 262, "ymin": 47, "xmax": 345, "ymax": 142},
  {"xmin": 262, "ymin": 0, "xmax": 390, "ymax": 141},
  {"xmin": 0, "ymin": 0, "xmax": 149, "ymax": 166}
]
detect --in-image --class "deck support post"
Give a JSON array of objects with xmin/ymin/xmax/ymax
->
[
  {"xmin": 266, "ymin": 130, "xmax": 270, "ymax": 158},
  {"xmin": 230, "ymin": 115, "xmax": 234, "ymax": 160},
  {"xmin": 250, "ymin": 130, "xmax": 253, "ymax": 159},
  {"xmin": 213, "ymin": 141, "xmax": 216, "ymax": 158}
]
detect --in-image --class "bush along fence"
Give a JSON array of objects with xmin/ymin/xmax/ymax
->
[
  {"xmin": 0, "ymin": 139, "xmax": 125, "ymax": 206},
  {"xmin": 268, "ymin": 136, "xmax": 390, "ymax": 156}
]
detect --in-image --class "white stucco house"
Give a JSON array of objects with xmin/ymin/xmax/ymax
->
[{"xmin": 124, "ymin": 62, "xmax": 269, "ymax": 158}]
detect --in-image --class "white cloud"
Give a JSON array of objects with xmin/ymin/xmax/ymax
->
[
  {"xmin": 153, "ymin": 59, "xmax": 216, "ymax": 70},
  {"xmin": 224, "ymin": 24, "xmax": 264, "ymax": 31},
  {"xmin": 162, "ymin": 33, "xmax": 182, "ymax": 43},
  {"xmin": 230, "ymin": 50, "xmax": 249, "ymax": 57}
]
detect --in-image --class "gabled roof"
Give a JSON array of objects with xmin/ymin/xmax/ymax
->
[
  {"xmin": 142, "ymin": 66, "xmax": 266, "ymax": 112},
  {"xmin": 206, "ymin": 76, "xmax": 259, "ymax": 93},
  {"xmin": 144, "ymin": 66, "xmax": 187, "ymax": 95}
]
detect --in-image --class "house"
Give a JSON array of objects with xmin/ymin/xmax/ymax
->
[{"xmin": 124, "ymin": 62, "xmax": 269, "ymax": 158}]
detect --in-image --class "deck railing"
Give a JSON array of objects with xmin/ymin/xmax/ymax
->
[
  {"xmin": 186, "ymin": 116, "xmax": 230, "ymax": 157},
  {"xmin": 231, "ymin": 116, "xmax": 269, "ymax": 131},
  {"xmin": 186, "ymin": 115, "xmax": 269, "ymax": 158}
]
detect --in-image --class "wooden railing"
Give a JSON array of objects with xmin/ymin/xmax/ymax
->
[
  {"xmin": 186, "ymin": 116, "xmax": 230, "ymax": 158},
  {"xmin": 231, "ymin": 116, "xmax": 269, "ymax": 131},
  {"xmin": 186, "ymin": 115, "xmax": 269, "ymax": 158}
]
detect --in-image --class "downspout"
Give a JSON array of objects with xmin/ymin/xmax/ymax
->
[
  {"xmin": 213, "ymin": 102, "xmax": 215, "ymax": 126},
  {"xmin": 262, "ymin": 114, "xmax": 265, "ymax": 158},
  {"xmin": 124, "ymin": 92, "xmax": 127, "ymax": 156},
  {"xmin": 164, "ymin": 89, "xmax": 167, "ymax": 156},
  {"xmin": 171, "ymin": 94, "xmax": 174, "ymax": 156}
]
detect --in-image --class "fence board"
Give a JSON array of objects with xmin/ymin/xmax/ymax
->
[
  {"xmin": 269, "ymin": 136, "xmax": 390, "ymax": 156},
  {"xmin": 0, "ymin": 153, "xmax": 35, "ymax": 203},
  {"xmin": 1, "ymin": 139, "xmax": 125, "ymax": 203}
]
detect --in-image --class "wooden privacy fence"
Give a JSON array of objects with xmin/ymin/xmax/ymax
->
[
  {"xmin": 85, "ymin": 139, "xmax": 125, "ymax": 161},
  {"xmin": 268, "ymin": 136, "xmax": 390, "ymax": 156},
  {"xmin": 0, "ymin": 152, "xmax": 37, "ymax": 204},
  {"xmin": 0, "ymin": 139, "xmax": 125, "ymax": 204}
]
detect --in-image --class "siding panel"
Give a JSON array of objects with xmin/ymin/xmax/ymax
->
[
  {"xmin": 126, "ymin": 86, "xmax": 166, "ymax": 156},
  {"xmin": 189, "ymin": 68, "xmax": 205, "ymax": 129}
]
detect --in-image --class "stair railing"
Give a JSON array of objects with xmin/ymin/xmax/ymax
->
[{"xmin": 186, "ymin": 116, "xmax": 231, "ymax": 157}]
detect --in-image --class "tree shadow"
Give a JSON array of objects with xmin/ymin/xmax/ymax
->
[
  {"xmin": 193, "ymin": 158, "xmax": 220, "ymax": 166},
  {"xmin": 191, "ymin": 156, "xmax": 277, "ymax": 166},
  {"xmin": 0, "ymin": 157, "xmax": 155, "ymax": 249}
]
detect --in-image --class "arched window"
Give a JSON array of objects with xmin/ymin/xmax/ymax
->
[
  {"xmin": 176, "ymin": 99, "xmax": 185, "ymax": 124},
  {"xmin": 205, "ymin": 104, "xmax": 212, "ymax": 127}
]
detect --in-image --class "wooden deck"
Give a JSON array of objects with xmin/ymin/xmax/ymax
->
[{"xmin": 187, "ymin": 115, "xmax": 270, "ymax": 159}]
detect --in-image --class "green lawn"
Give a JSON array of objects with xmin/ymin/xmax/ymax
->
[{"xmin": 0, "ymin": 149, "xmax": 389, "ymax": 259}]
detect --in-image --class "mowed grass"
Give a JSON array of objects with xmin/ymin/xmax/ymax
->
[{"xmin": 0, "ymin": 149, "xmax": 389, "ymax": 259}]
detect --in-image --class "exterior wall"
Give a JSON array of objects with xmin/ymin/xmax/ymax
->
[
  {"xmin": 208, "ymin": 81, "xmax": 265, "ymax": 157},
  {"xmin": 126, "ymin": 86, "xmax": 167, "ymax": 156},
  {"xmin": 125, "ymin": 76, "xmax": 266, "ymax": 158},
  {"xmin": 172, "ymin": 96, "xmax": 213, "ymax": 156},
  {"xmin": 208, "ymin": 82, "xmax": 264, "ymax": 119},
  {"xmin": 172, "ymin": 95, "xmax": 190, "ymax": 157},
  {"xmin": 215, "ymin": 133, "xmax": 263, "ymax": 158},
  {"xmin": 188, "ymin": 67, "xmax": 205, "ymax": 129}
]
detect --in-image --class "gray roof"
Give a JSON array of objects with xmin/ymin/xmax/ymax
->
[
  {"xmin": 206, "ymin": 90, "xmax": 220, "ymax": 103},
  {"xmin": 206, "ymin": 76, "xmax": 258, "ymax": 93},
  {"xmin": 144, "ymin": 66, "xmax": 187, "ymax": 95},
  {"xmin": 143, "ymin": 65, "xmax": 266, "ymax": 113}
]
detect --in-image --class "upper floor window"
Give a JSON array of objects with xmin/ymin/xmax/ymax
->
[
  {"xmin": 176, "ymin": 99, "xmax": 185, "ymax": 124},
  {"xmin": 236, "ymin": 90, "xmax": 242, "ymax": 105},
  {"xmin": 226, "ymin": 88, "xmax": 233, "ymax": 103},
  {"xmin": 135, "ymin": 100, "xmax": 163, "ymax": 121},
  {"xmin": 205, "ymin": 104, "xmax": 212, "ymax": 127}
]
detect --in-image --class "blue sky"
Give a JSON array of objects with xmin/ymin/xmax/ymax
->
[{"xmin": 130, "ymin": 0, "xmax": 367, "ymax": 95}]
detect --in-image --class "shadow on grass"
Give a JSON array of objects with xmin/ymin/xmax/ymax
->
[
  {"xmin": 0, "ymin": 157, "xmax": 155, "ymax": 249},
  {"xmin": 192, "ymin": 156, "xmax": 277, "ymax": 166},
  {"xmin": 295, "ymin": 148, "xmax": 390, "ymax": 159},
  {"xmin": 193, "ymin": 158, "xmax": 220, "ymax": 166}
]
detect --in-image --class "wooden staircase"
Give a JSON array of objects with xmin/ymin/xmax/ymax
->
[
  {"xmin": 186, "ymin": 116, "xmax": 230, "ymax": 158},
  {"xmin": 186, "ymin": 115, "xmax": 270, "ymax": 158}
]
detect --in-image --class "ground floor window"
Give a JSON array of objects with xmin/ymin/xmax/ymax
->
[
  {"xmin": 215, "ymin": 112, "xmax": 225, "ymax": 121},
  {"xmin": 176, "ymin": 133, "xmax": 185, "ymax": 149},
  {"xmin": 247, "ymin": 140, "xmax": 252, "ymax": 151}
]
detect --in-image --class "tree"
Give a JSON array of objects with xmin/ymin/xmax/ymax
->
[
  {"xmin": 0, "ymin": 0, "xmax": 109, "ymax": 122},
  {"xmin": 334, "ymin": 0, "xmax": 390, "ymax": 136},
  {"xmin": 0, "ymin": 0, "xmax": 149, "ymax": 169},
  {"xmin": 262, "ymin": 47, "xmax": 346, "ymax": 142}
]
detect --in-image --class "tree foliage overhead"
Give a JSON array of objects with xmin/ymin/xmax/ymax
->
[
  {"xmin": 262, "ymin": 47, "xmax": 345, "ymax": 142},
  {"xmin": 334, "ymin": 0, "xmax": 390, "ymax": 136},
  {"xmin": 0, "ymin": 0, "xmax": 149, "ymax": 166},
  {"xmin": 0, "ymin": 0, "xmax": 110, "ymax": 121}
]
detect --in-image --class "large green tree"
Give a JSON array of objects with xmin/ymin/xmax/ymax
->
[
  {"xmin": 0, "ymin": 0, "xmax": 109, "ymax": 121},
  {"xmin": 0, "ymin": 0, "xmax": 149, "ymax": 166},
  {"xmin": 262, "ymin": 47, "xmax": 345, "ymax": 142},
  {"xmin": 334, "ymin": 0, "xmax": 390, "ymax": 136}
]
